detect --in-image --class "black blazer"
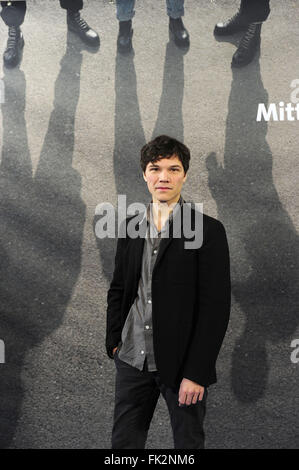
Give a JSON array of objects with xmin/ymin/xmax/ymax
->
[{"xmin": 106, "ymin": 203, "xmax": 231, "ymax": 388}]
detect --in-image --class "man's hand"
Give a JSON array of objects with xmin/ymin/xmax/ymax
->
[
  {"xmin": 178, "ymin": 378, "xmax": 205, "ymax": 406},
  {"xmin": 112, "ymin": 346, "xmax": 118, "ymax": 356}
]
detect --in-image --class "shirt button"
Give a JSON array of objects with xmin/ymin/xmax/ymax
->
[
  {"xmin": 141, "ymin": 350, "xmax": 145, "ymax": 355},
  {"xmin": 153, "ymin": 249, "xmax": 157, "ymax": 254},
  {"xmin": 145, "ymin": 325, "xmax": 150, "ymax": 330},
  {"xmin": 147, "ymin": 299, "xmax": 152, "ymax": 304}
]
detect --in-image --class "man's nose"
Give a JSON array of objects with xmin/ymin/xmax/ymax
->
[{"xmin": 159, "ymin": 171, "xmax": 170, "ymax": 181}]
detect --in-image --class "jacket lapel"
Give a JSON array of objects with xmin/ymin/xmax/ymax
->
[
  {"xmin": 131, "ymin": 216, "xmax": 147, "ymax": 283},
  {"xmin": 153, "ymin": 202, "xmax": 184, "ymax": 273},
  {"xmin": 152, "ymin": 236, "xmax": 172, "ymax": 274},
  {"xmin": 132, "ymin": 200, "xmax": 185, "ymax": 275}
]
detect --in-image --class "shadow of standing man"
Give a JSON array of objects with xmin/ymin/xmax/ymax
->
[
  {"xmin": 94, "ymin": 39, "xmax": 186, "ymax": 283},
  {"xmin": 0, "ymin": 32, "xmax": 86, "ymax": 448},
  {"xmin": 206, "ymin": 54, "xmax": 299, "ymax": 404}
]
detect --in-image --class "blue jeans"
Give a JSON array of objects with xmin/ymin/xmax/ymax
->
[{"xmin": 116, "ymin": 0, "xmax": 184, "ymax": 22}]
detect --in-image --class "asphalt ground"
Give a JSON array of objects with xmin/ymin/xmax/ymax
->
[{"xmin": 0, "ymin": 0, "xmax": 298, "ymax": 449}]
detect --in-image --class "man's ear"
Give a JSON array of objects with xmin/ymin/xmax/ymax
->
[
  {"xmin": 183, "ymin": 172, "xmax": 188, "ymax": 183},
  {"xmin": 143, "ymin": 172, "xmax": 147, "ymax": 182}
]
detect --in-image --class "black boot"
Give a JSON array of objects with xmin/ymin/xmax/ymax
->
[
  {"xmin": 3, "ymin": 26, "xmax": 24, "ymax": 68},
  {"xmin": 169, "ymin": 17, "xmax": 190, "ymax": 48},
  {"xmin": 117, "ymin": 20, "xmax": 133, "ymax": 53},
  {"xmin": 232, "ymin": 23, "xmax": 262, "ymax": 67},
  {"xmin": 214, "ymin": 10, "xmax": 249, "ymax": 36},
  {"xmin": 67, "ymin": 10, "xmax": 100, "ymax": 47}
]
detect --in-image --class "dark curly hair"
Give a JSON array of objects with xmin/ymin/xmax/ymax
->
[{"xmin": 140, "ymin": 135, "xmax": 190, "ymax": 174}]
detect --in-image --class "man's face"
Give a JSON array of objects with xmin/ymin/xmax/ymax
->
[{"xmin": 143, "ymin": 155, "xmax": 187, "ymax": 205}]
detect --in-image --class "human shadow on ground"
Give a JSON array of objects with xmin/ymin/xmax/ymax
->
[
  {"xmin": 0, "ymin": 34, "xmax": 85, "ymax": 447},
  {"xmin": 206, "ymin": 54, "xmax": 299, "ymax": 403}
]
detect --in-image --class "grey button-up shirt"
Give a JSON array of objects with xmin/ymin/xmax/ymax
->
[{"xmin": 117, "ymin": 197, "xmax": 183, "ymax": 371}]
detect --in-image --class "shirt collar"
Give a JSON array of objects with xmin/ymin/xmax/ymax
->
[{"xmin": 139, "ymin": 195, "xmax": 184, "ymax": 231}]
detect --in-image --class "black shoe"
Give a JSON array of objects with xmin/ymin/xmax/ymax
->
[
  {"xmin": 232, "ymin": 23, "xmax": 262, "ymax": 67},
  {"xmin": 214, "ymin": 10, "xmax": 249, "ymax": 36},
  {"xmin": 3, "ymin": 26, "xmax": 24, "ymax": 68},
  {"xmin": 117, "ymin": 20, "xmax": 133, "ymax": 53},
  {"xmin": 67, "ymin": 10, "xmax": 100, "ymax": 47},
  {"xmin": 169, "ymin": 17, "xmax": 190, "ymax": 48}
]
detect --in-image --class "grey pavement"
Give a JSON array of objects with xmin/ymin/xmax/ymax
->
[{"xmin": 0, "ymin": 0, "xmax": 298, "ymax": 449}]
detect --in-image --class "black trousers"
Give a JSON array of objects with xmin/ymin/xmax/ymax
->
[
  {"xmin": 112, "ymin": 352, "xmax": 208, "ymax": 449},
  {"xmin": 240, "ymin": 0, "xmax": 270, "ymax": 23},
  {"xmin": 0, "ymin": 0, "xmax": 84, "ymax": 26}
]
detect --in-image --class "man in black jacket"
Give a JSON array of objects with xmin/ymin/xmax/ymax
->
[
  {"xmin": 106, "ymin": 135, "xmax": 231, "ymax": 449},
  {"xmin": 214, "ymin": 0, "xmax": 270, "ymax": 67},
  {"xmin": 1, "ymin": 0, "xmax": 99, "ymax": 68}
]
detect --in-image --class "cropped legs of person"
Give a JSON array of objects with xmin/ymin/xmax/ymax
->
[
  {"xmin": 0, "ymin": 0, "xmax": 99, "ymax": 68},
  {"xmin": 214, "ymin": 0, "xmax": 270, "ymax": 67},
  {"xmin": 112, "ymin": 354, "xmax": 207, "ymax": 449},
  {"xmin": 60, "ymin": 0, "xmax": 100, "ymax": 47},
  {"xmin": 167, "ymin": 0, "xmax": 189, "ymax": 49},
  {"xmin": 115, "ymin": 0, "xmax": 189, "ymax": 53},
  {"xmin": 1, "ymin": 1, "xmax": 26, "ymax": 67}
]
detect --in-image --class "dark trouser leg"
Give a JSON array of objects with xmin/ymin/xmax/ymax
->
[
  {"xmin": 59, "ymin": 0, "xmax": 83, "ymax": 11},
  {"xmin": 232, "ymin": 0, "xmax": 270, "ymax": 68},
  {"xmin": 1, "ymin": 1, "xmax": 26, "ymax": 26},
  {"xmin": 112, "ymin": 355, "xmax": 160, "ymax": 449},
  {"xmin": 214, "ymin": 0, "xmax": 270, "ymax": 36},
  {"xmin": 1, "ymin": 1, "xmax": 25, "ymax": 67},
  {"xmin": 240, "ymin": 0, "xmax": 270, "ymax": 23},
  {"xmin": 159, "ymin": 379, "xmax": 208, "ymax": 449},
  {"xmin": 214, "ymin": 0, "xmax": 269, "ymax": 67}
]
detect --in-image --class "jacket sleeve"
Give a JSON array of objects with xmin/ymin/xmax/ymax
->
[
  {"xmin": 105, "ymin": 232, "xmax": 126, "ymax": 359},
  {"xmin": 182, "ymin": 218, "xmax": 231, "ymax": 386}
]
